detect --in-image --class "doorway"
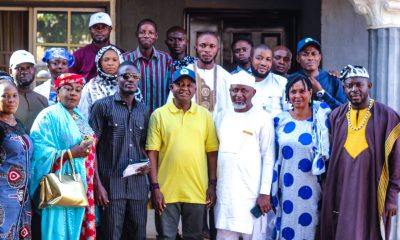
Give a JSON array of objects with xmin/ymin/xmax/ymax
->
[{"xmin": 185, "ymin": 9, "xmax": 299, "ymax": 71}]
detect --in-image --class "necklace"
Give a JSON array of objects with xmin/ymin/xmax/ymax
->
[
  {"xmin": 347, "ymin": 99, "xmax": 373, "ymax": 131},
  {"xmin": 70, "ymin": 112, "xmax": 79, "ymax": 121}
]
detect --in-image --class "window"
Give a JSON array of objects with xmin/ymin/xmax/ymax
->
[{"xmin": 34, "ymin": 8, "xmax": 104, "ymax": 63}]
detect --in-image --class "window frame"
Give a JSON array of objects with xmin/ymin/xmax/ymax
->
[{"xmin": 32, "ymin": 7, "xmax": 105, "ymax": 57}]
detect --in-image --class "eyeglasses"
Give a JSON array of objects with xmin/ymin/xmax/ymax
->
[{"xmin": 119, "ymin": 73, "xmax": 140, "ymax": 80}]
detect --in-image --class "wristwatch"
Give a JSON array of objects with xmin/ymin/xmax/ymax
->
[{"xmin": 316, "ymin": 89, "xmax": 325, "ymax": 99}]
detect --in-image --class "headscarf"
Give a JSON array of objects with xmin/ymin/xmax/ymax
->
[
  {"xmin": 339, "ymin": 65, "xmax": 370, "ymax": 81},
  {"xmin": 42, "ymin": 47, "xmax": 75, "ymax": 67},
  {"xmin": 55, "ymin": 73, "xmax": 85, "ymax": 90},
  {"xmin": 94, "ymin": 45, "xmax": 123, "ymax": 91},
  {"xmin": 93, "ymin": 45, "xmax": 143, "ymax": 102}
]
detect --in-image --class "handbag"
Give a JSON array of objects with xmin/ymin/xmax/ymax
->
[{"xmin": 39, "ymin": 150, "xmax": 89, "ymax": 209}]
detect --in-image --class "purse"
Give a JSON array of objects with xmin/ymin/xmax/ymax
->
[{"xmin": 39, "ymin": 150, "xmax": 89, "ymax": 209}]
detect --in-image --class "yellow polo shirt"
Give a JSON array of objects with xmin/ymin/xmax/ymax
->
[{"xmin": 146, "ymin": 101, "xmax": 219, "ymax": 204}]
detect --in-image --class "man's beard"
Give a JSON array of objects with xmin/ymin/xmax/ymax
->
[
  {"xmin": 232, "ymin": 102, "xmax": 246, "ymax": 110},
  {"xmin": 93, "ymin": 38, "xmax": 109, "ymax": 44},
  {"xmin": 17, "ymin": 78, "xmax": 34, "ymax": 87},
  {"xmin": 251, "ymin": 65, "xmax": 270, "ymax": 79}
]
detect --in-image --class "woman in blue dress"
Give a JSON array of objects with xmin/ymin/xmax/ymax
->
[
  {"xmin": 0, "ymin": 80, "xmax": 33, "ymax": 239},
  {"xmin": 30, "ymin": 73, "xmax": 95, "ymax": 240},
  {"xmin": 271, "ymin": 75, "xmax": 331, "ymax": 239}
]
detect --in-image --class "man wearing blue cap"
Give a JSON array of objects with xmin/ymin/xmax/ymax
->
[
  {"xmin": 9, "ymin": 50, "xmax": 48, "ymax": 132},
  {"xmin": 146, "ymin": 67, "xmax": 219, "ymax": 240},
  {"xmin": 289, "ymin": 37, "xmax": 346, "ymax": 109},
  {"xmin": 34, "ymin": 47, "xmax": 74, "ymax": 105}
]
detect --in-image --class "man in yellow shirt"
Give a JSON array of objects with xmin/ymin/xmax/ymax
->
[{"xmin": 146, "ymin": 67, "xmax": 219, "ymax": 239}]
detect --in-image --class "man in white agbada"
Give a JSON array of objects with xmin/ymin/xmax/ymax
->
[
  {"xmin": 250, "ymin": 44, "xmax": 288, "ymax": 116},
  {"xmin": 214, "ymin": 70, "xmax": 275, "ymax": 239}
]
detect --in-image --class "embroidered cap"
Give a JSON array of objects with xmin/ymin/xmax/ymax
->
[
  {"xmin": 173, "ymin": 68, "xmax": 196, "ymax": 83},
  {"xmin": 231, "ymin": 70, "xmax": 255, "ymax": 88},
  {"xmin": 297, "ymin": 37, "xmax": 321, "ymax": 54},
  {"xmin": 89, "ymin": 12, "xmax": 112, "ymax": 27},
  {"xmin": 340, "ymin": 65, "xmax": 370, "ymax": 81}
]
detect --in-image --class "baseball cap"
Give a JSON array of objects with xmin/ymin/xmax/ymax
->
[
  {"xmin": 173, "ymin": 68, "xmax": 196, "ymax": 83},
  {"xmin": 296, "ymin": 37, "xmax": 321, "ymax": 54},
  {"xmin": 9, "ymin": 50, "xmax": 36, "ymax": 69},
  {"xmin": 89, "ymin": 12, "xmax": 112, "ymax": 28}
]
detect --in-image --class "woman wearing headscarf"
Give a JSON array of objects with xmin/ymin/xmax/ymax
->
[
  {"xmin": 271, "ymin": 74, "xmax": 331, "ymax": 239},
  {"xmin": 0, "ymin": 80, "xmax": 34, "ymax": 239},
  {"xmin": 34, "ymin": 47, "xmax": 74, "ymax": 106},
  {"xmin": 78, "ymin": 45, "xmax": 142, "ymax": 120},
  {"xmin": 30, "ymin": 73, "xmax": 96, "ymax": 240}
]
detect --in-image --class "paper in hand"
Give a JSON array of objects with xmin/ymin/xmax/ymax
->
[{"xmin": 122, "ymin": 159, "xmax": 150, "ymax": 177}]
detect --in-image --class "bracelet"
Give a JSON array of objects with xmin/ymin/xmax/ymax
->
[
  {"xmin": 150, "ymin": 183, "xmax": 160, "ymax": 191},
  {"xmin": 208, "ymin": 179, "xmax": 217, "ymax": 186},
  {"xmin": 67, "ymin": 149, "xmax": 73, "ymax": 160}
]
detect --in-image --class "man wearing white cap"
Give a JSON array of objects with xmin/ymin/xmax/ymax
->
[
  {"xmin": 9, "ymin": 50, "xmax": 48, "ymax": 132},
  {"xmin": 69, "ymin": 12, "xmax": 121, "ymax": 81},
  {"xmin": 214, "ymin": 70, "xmax": 275, "ymax": 239}
]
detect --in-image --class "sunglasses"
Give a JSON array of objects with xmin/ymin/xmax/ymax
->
[{"xmin": 119, "ymin": 73, "xmax": 140, "ymax": 80}]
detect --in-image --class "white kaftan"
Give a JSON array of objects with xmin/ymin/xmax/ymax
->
[{"xmin": 214, "ymin": 107, "xmax": 275, "ymax": 236}]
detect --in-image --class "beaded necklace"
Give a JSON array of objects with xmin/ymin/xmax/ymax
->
[{"xmin": 347, "ymin": 99, "xmax": 374, "ymax": 131}]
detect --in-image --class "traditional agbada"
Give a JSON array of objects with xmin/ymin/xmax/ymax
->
[{"xmin": 321, "ymin": 65, "xmax": 400, "ymax": 240}]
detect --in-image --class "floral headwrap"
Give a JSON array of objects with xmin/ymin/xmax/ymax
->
[
  {"xmin": 55, "ymin": 73, "xmax": 85, "ymax": 90},
  {"xmin": 42, "ymin": 47, "xmax": 75, "ymax": 68}
]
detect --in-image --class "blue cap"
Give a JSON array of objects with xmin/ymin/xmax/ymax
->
[
  {"xmin": 296, "ymin": 37, "xmax": 321, "ymax": 54},
  {"xmin": 42, "ymin": 47, "xmax": 75, "ymax": 68},
  {"xmin": 173, "ymin": 68, "xmax": 196, "ymax": 83}
]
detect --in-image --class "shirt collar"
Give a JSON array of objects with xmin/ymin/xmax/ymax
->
[
  {"xmin": 113, "ymin": 91, "xmax": 137, "ymax": 106},
  {"xmin": 167, "ymin": 101, "xmax": 197, "ymax": 114},
  {"xmin": 135, "ymin": 46, "xmax": 159, "ymax": 60}
]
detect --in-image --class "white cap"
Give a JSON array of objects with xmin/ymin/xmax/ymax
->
[
  {"xmin": 89, "ymin": 12, "xmax": 112, "ymax": 27},
  {"xmin": 9, "ymin": 50, "xmax": 36, "ymax": 69},
  {"xmin": 231, "ymin": 70, "xmax": 255, "ymax": 88}
]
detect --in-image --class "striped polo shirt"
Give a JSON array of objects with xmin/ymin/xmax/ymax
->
[{"xmin": 123, "ymin": 47, "xmax": 173, "ymax": 112}]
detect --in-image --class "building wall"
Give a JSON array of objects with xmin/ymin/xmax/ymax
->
[
  {"xmin": 321, "ymin": 0, "xmax": 368, "ymax": 71},
  {"xmin": 116, "ymin": 0, "xmax": 321, "ymax": 53}
]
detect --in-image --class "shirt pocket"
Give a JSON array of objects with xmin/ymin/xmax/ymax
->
[
  {"xmin": 134, "ymin": 118, "xmax": 145, "ymax": 140},
  {"xmin": 107, "ymin": 119, "xmax": 125, "ymax": 139},
  {"xmin": 218, "ymin": 128, "xmax": 253, "ymax": 154}
]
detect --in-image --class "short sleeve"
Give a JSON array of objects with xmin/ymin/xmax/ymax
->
[{"xmin": 145, "ymin": 111, "xmax": 162, "ymax": 151}]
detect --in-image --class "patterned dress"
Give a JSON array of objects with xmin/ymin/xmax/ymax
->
[
  {"xmin": 0, "ymin": 120, "xmax": 33, "ymax": 240},
  {"xmin": 271, "ymin": 102, "xmax": 330, "ymax": 240}
]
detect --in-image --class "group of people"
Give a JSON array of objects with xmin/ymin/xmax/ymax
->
[{"xmin": 0, "ymin": 10, "xmax": 398, "ymax": 240}]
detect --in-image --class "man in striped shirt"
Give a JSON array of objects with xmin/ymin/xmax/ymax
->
[
  {"xmin": 90, "ymin": 61, "xmax": 150, "ymax": 239},
  {"xmin": 124, "ymin": 18, "xmax": 173, "ymax": 112}
]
